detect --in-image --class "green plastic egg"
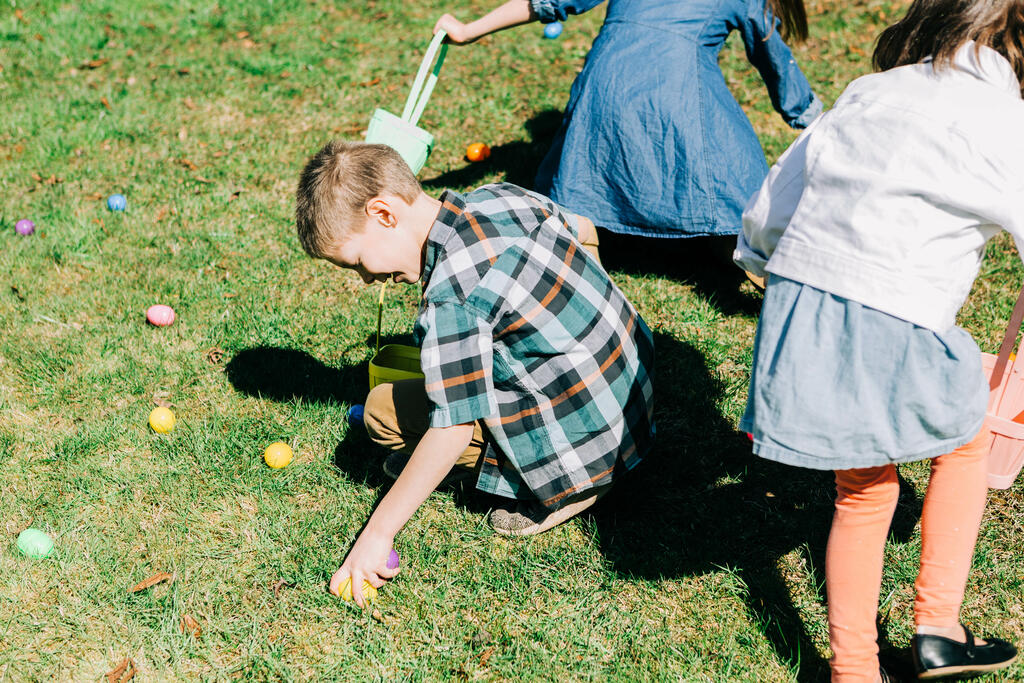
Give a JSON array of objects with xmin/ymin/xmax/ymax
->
[{"xmin": 16, "ymin": 529, "xmax": 54, "ymax": 558}]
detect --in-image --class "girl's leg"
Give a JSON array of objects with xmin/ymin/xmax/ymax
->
[
  {"xmin": 914, "ymin": 429, "xmax": 989, "ymax": 636},
  {"xmin": 827, "ymin": 464, "xmax": 900, "ymax": 683}
]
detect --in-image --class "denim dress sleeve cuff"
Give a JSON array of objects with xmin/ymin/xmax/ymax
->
[
  {"xmin": 531, "ymin": 0, "xmax": 563, "ymax": 23},
  {"xmin": 790, "ymin": 95, "xmax": 823, "ymax": 130}
]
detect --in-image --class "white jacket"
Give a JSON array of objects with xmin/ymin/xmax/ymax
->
[{"xmin": 735, "ymin": 42, "xmax": 1024, "ymax": 332}]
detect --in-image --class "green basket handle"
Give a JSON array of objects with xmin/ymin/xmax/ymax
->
[
  {"xmin": 375, "ymin": 281, "xmax": 388, "ymax": 356},
  {"xmin": 400, "ymin": 30, "xmax": 449, "ymax": 127}
]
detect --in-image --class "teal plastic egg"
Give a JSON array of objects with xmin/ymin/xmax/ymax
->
[{"xmin": 16, "ymin": 528, "xmax": 54, "ymax": 558}]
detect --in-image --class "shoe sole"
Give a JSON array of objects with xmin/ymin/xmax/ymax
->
[
  {"xmin": 489, "ymin": 488, "xmax": 609, "ymax": 537},
  {"xmin": 918, "ymin": 653, "xmax": 1018, "ymax": 679}
]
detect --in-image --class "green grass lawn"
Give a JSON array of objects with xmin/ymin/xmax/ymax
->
[{"xmin": 2, "ymin": 0, "xmax": 1023, "ymax": 680}]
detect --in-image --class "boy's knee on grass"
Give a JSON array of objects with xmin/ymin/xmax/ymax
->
[{"xmin": 363, "ymin": 383, "xmax": 402, "ymax": 450}]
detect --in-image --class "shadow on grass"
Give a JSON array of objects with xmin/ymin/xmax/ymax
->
[
  {"xmin": 225, "ymin": 346, "xmax": 368, "ymax": 406},
  {"xmin": 421, "ymin": 109, "xmax": 563, "ymax": 191},
  {"xmin": 223, "ymin": 340, "xmax": 924, "ymax": 680},
  {"xmin": 585, "ymin": 332, "xmax": 923, "ymax": 682},
  {"xmin": 599, "ymin": 230, "xmax": 763, "ymax": 318}
]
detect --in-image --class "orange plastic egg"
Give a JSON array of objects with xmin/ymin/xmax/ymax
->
[{"xmin": 465, "ymin": 143, "xmax": 491, "ymax": 162}]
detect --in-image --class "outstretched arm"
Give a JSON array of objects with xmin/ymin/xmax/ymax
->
[
  {"xmin": 435, "ymin": 0, "xmax": 604, "ymax": 44},
  {"xmin": 434, "ymin": 1, "xmax": 537, "ymax": 45},
  {"xmin": 329, "ymin": 423, "xmax": 475, "ymax": 606}
]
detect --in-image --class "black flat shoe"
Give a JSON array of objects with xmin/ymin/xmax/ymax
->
[{"xmin": 912, "ymin": 624, "xmax": 1017, "ymax": 680}]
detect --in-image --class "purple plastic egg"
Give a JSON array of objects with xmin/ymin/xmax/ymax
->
[
  {"xmin": 387, "ymin": 549, "xmax": 400, "ymax": 570},
  {"xmin": 15, "ymin": 219, "xmax": 35, "ymax": 236},
  {"xmin": 146, "ymin": 304, "xmax": 176, "ymax": 327}
]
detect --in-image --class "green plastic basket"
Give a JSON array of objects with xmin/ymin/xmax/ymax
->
[
  {"xmin": 368, "ymin": 282, "xmax": 424, "ymax": 390},
  {"xmin": 365, "ymin": 31, "xmax": 448, "ymax": 175}
]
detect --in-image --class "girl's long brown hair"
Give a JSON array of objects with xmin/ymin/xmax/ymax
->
[
  {"xmin": 767, "ymin": 0, "xmax": 809, "ymax": 43},
  {"xmin": 873, "ymin": 0, "xmax": 1024, "ymax": 90}
]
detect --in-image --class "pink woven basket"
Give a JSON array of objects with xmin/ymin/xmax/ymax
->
[{"xmin": 979, "ymin": 287, "xmax": 1024, "ymax": 489}]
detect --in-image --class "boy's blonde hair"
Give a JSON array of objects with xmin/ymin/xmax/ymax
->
[
  {"xmin": 295, "ymin": 140, "xmax": 421, "ymax": 258},
  {"xmin": 873, "ymin": 0, "xmax": 1024, "ymax": 93}
]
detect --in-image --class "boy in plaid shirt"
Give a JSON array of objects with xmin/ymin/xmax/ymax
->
[{"xmin": 296, "ymin": 141, "xmax": 654, "ymax": 605}]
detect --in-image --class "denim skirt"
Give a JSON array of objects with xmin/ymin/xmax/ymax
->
[{"xmin": 741, "ymin": 276, "xmax": 988, "ymax": 471}]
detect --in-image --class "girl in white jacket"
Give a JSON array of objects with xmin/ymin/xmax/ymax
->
[{"xmin": 734, "ymin": 1, "xmax": 1024, "ymax": 680}]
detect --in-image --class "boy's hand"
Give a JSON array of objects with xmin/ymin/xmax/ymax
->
[
  {"xmin": 434, "ymin": 14, "xmax": 476, "ymax": 44},
  {"xmin": 329, "ymin": 529, "xmax": 400, "ymax": 608}
]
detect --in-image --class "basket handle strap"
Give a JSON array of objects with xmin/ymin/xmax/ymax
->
[
  {"xmin": 376, "ymin": 281, "xmax": 388, "ymax": 357},
  {"xmin": 989, "ymin": 286, "xmax": 1024, "ymax": 393},
  {"xmin": 400, "ymin": 30, "xmax": 449, "ymax": 127}
]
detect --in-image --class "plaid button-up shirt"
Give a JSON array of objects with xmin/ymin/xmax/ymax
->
[{"xmin": 414, "ymin": 184, "xmax": 655, "ymax": 508}]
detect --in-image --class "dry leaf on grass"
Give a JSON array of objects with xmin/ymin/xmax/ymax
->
[
  {"xmin": 14, "ymin": 9, "xmax": 26, "ymax": 23},
  {"xmin": 183, "ymin": 96, "xmax": 197, "ymax": 110},
  {"xmin": 106, "ymin": 657, "xmax": 136, "ymax": 683},
  {"xmin": 85, "ymin": 192, "xmax": 103, "ymax": 200},
  {"xmin": 128, "ymin": 571, "xmax": 173, "ymax": 593},
  {"xmin": 100, "ymin": 97, "xmax": 111, "ymax": 111},
  {"xmin": 228, "ymin": 190, "xmax": 241, "ymax": 202},
  {"xmin": 479, "ymin": 647, "xmax": 495, "ymax": 667},
  {"xmin": 205, "ymin": 347, "xmax": 224, "ymax": 364},
  {"xmin": 81, "ymin": 58, "xmax": 109, "ymax": 69},
  {"xmin": 371, "ymin": 609, "xmax": 384, "ymax": 623},
  {"xmin": 180, "ymin": 613, "xmax": 201, "ymax": 637},
  {"xmin": 357, "ymin": 77, "xmax": 381, "ymax": 87},
  {"xmin": 271, "ymin": 579, "xmax": 294, "ymax": 598},
  {"xmin": 178, "ymin": 158, "xmax": 198, "ymax": 171},
  {"xmin": 152, "ymin": 391, "xmax": 172, "ymax": 407}
]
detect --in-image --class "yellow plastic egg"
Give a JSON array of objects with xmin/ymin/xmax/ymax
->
[
  {"xmin": 148, "ymin": 407, "xmax": 176, "ymax": 433},
  {"xmin": 263, "ymin": 442, "xmax": 293, "ymax": 469},
  {"xmin": 335, "ymin": 577, "xmax": 378, "ymax": 603}
]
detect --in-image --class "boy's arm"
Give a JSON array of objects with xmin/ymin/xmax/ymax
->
[{"xmin": 329, "ymin": 423, "xmax": 475, "ymax": 607}]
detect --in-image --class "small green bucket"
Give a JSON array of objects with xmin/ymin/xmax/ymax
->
[{"xmin": 365, "ymin": 31, "xmax": 449, "ymax": 175}]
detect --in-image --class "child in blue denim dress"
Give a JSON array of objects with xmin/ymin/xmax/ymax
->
[
  {"xmin": 434, "ymin": 0, "xmax": 821, "ymax": 239},
  {"xmin": 734, "ymin": 0, "xmax": 1024, "ymax": 680}
]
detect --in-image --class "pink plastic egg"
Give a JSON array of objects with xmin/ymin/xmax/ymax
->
[
  {"xmin": 387, "ymin": 549, "xmax": 400, "ymax": 570},
  {"xmin": 15, "ymin": 219, "xmax": 35, "ymax": 235},
  {"xmin": 146, "ymin": 304, "xmax": 176, "ymax": 327}
]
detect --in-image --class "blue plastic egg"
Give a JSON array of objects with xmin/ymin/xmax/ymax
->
[
  {"xmin": 107, "ymin": 194, "xmax": 127, "ymax": 211},
  {"xmin": 347, "ymin": 404, "xmax": 364, "ymax": 426},
  {"xmin": 543, "ymin": 22, "xmax": 563, "ymax": 39}
]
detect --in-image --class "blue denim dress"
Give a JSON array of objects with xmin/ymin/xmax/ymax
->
[
  {"xmin": 742, "ymin": 277, "xmax": 988, "ymax": 471},
  {"xmin": 532, "ymin": 0, "xmax": 821, "ymax": 238}
]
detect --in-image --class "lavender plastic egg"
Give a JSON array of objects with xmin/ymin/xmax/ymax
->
[
  {"xmin": 15, "ymin": 219, "xmax": 35, "ymax": 235},
  {"xmin": 387, "ymin": 549, "xmax": 400, "ymax": 570},
  {"xmin": 146, "ymin": 304, "xmax": 176, "ymax": 326}
]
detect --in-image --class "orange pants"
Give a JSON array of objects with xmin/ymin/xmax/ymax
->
[{"xmin": 826, "ymin": 429, "xmax": 990, "ymax": 682}]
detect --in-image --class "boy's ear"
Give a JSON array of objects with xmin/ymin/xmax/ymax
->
[{"xmin": 365, "ymin": 196, "xmax": 397, "ymax": 228}]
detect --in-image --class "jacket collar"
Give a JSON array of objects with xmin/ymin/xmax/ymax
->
[{"xmin": 945, "ymin": 41, "xmax": 1021, "ymax": 97}]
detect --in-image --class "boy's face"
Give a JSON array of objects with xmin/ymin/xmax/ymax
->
[{"xmin": 322, "ymin": 196, "xmax": 425, "ymax": 285}]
